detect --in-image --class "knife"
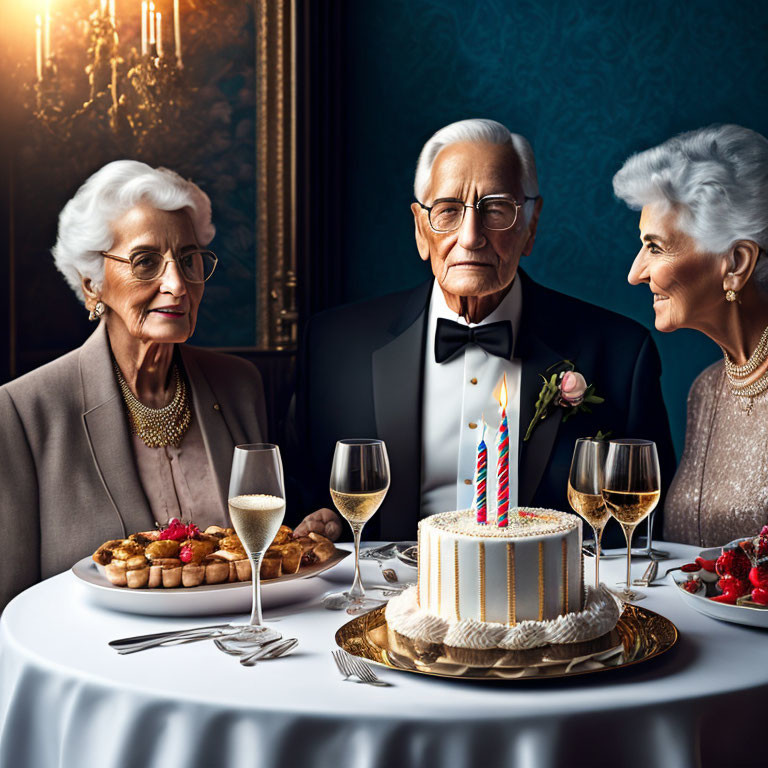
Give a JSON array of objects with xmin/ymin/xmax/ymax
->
[{"xmin": 109, "ymin": 623, "xmax": 230, "ymax": 649}]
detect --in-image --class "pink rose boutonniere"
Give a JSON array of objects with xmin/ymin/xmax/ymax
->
[{"xmin": 523, "ymin": 361, "xmax": 604, "ymax": 441}]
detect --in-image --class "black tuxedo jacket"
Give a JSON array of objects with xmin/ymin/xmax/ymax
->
[{"xmin": 288, "ymin": 271, "xmax": 676, "ymax": 547}]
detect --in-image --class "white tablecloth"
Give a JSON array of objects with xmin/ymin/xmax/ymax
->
[{"xmin": 1, "ymin": 543, "xmax": 765, "ymax": 768}]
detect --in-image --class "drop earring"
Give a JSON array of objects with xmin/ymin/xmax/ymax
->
[{"xmin": 88, "ymin": 300, "xmax": 106, "ymax": 321}]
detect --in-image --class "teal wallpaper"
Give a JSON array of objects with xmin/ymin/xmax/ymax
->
[{"xmin": 338, "ymin": 0, "xmax": 768, "ymax": 457}]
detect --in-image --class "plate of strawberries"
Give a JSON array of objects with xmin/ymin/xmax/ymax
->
[{"xmin": 669, "ymin": 526, "xmax": 768, "ymax": 628}]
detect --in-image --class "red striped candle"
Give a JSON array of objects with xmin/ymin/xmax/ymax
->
[{"xmin": 496, "ymin": 375, "xmax": 509, "ymax": 527}]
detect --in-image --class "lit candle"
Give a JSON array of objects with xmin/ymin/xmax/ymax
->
[
  {"xmin": 141, "ymin": 1, "xmax": 147, "ymax": 55},
  {"xmin": 173, "ymin": 0, "xmax": 182, "ymax": 66},
  {"xmin": 100, "ymin": 0, "xmax": 107, "ymax": 17},
  {"xmin": 472, "ymin": 420, "xmax": 488, "ymax": 525},
  {"xmin": 35, "ymin": 15, "xmax": 42, "ymax": 81},
  {"xmin": 109, "ymin": 0, "xmax": 116, "ymax": 26},
  {"xmin": 149, "ymin": 1, "xmax": 155, "ymax": 45},
  {"xmin": 156, "ymin": 11, "xmax": 162, "ymax": 56},
  {"xmin": 44, "ymin": 0, "xmax": 51, "ymax": 61},
  {"xmin": 496, "ymin": 374, "xmax": 510, "ymax": 528}
]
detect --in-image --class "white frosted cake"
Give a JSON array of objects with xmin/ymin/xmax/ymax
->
[{"xmin": 417, "ymin": 507, "xmax": 584, "ymax": 625}]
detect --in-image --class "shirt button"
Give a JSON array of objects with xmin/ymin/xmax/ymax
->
[
  {"xmin": 470, "ymin": 378, "xmax": 478, "ymax": 385},
  {"xmin": 463, "ymin": 479, "xmax": 472, "ymax": 485},
  {"xmin": 213, "ymin": 403, "xmax": 221, "ymax": 411},
  {"xmin": 468, "ymin": 422, "xmax": 477, "ymax": 429}
]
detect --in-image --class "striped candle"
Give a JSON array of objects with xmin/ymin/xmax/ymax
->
[
  {"xmin": 496, "ymin": 375, "xmax": 509, "ymax": 527},
  {"xmin": 472, "ymin": 420, "xmax": 488, "ymax": 524}
]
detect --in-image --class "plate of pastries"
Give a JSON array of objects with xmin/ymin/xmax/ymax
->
[{"xmin": 71, "ymin": 519, "xmax": 348, "ymax": 616}]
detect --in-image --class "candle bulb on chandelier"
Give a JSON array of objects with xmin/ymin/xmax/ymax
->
[
  {"xmin": 109, "ymin": 0, "xmax": 116, "ymax": 27},
  {"xmin": 100, "ymin": 0, "xmax": 107, "ymax": 17},
  {"xmin": 44, "ymin": 0, "xmax": 51, "ymax": 61},
  {"xmin": 173, "ymin": 0, "xmax": 182, "ymax": 67},
  {"xmin": 35, "ymin": 15, "xmax": 42, "ymax": 81},
  {"xmin": 156, "ymin": 11, "xmax": 163, "ymax": 57},
  {"xmin": 148, "ymin": 1, "xmax": 155, "ymax": 46},
  {"xmin": 141, "ymin": 0, "xmax": 147, "ymax": 55}
]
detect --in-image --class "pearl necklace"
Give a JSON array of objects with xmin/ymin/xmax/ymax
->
[
  {"xmin": 114, "ymin": 360, "xmax": 192, "ymax": 448},
  {"xmin": 722, "ymin": 324, "xmax": 768, "ymax": 414}
]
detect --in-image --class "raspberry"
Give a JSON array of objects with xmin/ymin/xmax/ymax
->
[
  {"xmin": 715, "ymin": 549, "xmax": 750, "ymax": 580},
  {"xmin": 179, "ymin": 544, "xmax": 193, "ymax": 563},
  {"xmin": 716, "ymin": 576, "xmax": 750, "ymax": 597},
  {"xmin": 682, "ymin": 579, "xmax": 702, "ymax": 594},
  {"xmin": 748, "ymin": 564, "xmax": 768, "ymax": 589},
  {"xmin": 751, "ymin": 587, "xmax": 768, "ymax": 605},
  {"xmin": 696, "ymin": 557, "xmax": 717, "ymax": 573}
]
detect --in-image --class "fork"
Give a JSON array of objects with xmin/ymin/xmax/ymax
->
[
  {"xmin": 632, "ymin": 559, "xmax": 659, "ymax": 587},
  {"xmin": 332, "ymin": 649, "xmax": 391, "ymax": 686}
]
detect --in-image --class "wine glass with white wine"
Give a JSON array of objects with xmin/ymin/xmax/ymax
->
[
  {"xmin": 567, "ymin": 438, "xmax": 611, "ymax": 589},
  {"xmin": 224, "ymin": 443, "xmax": 286, "ymax": 645},
  {"xmin": 322, "ymin": 439, "xmax": 390, "ymax": 612},
  {"xmin": 601, "ymin": 439, "xmax": 661, "ymax": 601}
]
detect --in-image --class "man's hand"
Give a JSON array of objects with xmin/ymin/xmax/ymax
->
[{"xmin": 294, "ymin": 508, "xmax": 343, "ymax": 541}]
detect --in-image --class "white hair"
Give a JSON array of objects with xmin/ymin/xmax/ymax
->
[
  {"xmin": 413, "ymin": 119, "xmax": 539, "ymax": 222},
  {"xmin": 613, "ymin": 124, "xmax": 768, "ymax": 261},
  {"xmin": 52, "ymin": 160, "xmax": 215, "ymax": 303}
]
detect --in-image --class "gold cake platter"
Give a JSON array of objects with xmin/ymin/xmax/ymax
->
[{"xmin": 335, "ymin": 603, "xmax": 678, "ymax": 681}]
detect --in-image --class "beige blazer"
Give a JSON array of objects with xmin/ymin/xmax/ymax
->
[{"xmin": 0, "ymin": 323, "xmax": 267, "ymax": 611}]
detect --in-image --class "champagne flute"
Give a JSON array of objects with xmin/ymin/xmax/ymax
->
[
  {"xmin": 225, "ymin": 443, "xmax": 286, "ymax": 644},
  {"xmin": 322, "ymin": 439, "xmax": 390, "ymax": 611},
  {"xmin": 567, "ymin": 438, "xmax": 611, "ymax": 589},
  {"xmin": 602, "ymin": 440, "xmax": 661, "ymax": 601}
]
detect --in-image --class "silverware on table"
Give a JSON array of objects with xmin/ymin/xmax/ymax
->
[
  {"xmin": 239, "ymin": 637, "xmax": 299, "ymax": 667},
  {"xmin": 359, "ymin": 543, "xmax": 398, "ymax": 560},
  {"xmin": 332, "ymin": 649, "xmax": 391, "ymax": 686},
  {"xmin": 632, "ymin": 559, "xmax": 659, "ymax": 587},
  {"xmin": 114, "ymin": 627, "xmax": 245, "ymax": 654},
  {"xmin": 110, "ymin": 624, "xmax": 230, "ymax": 649}
]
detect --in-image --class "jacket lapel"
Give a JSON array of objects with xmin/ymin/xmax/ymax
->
[
  {"xmin": 372, "ymin": 282, "xmax": 431, "ymax": 540},
  {"xmin": 180, "ymin": 346, "xmax": 236, "ymax": 509},
  {"xmin": 516, "ymin": 272, "xmax": 567, "ymax": 507},
  {"xmin": 79, "ymin": 323, "xmax": 154, "ymax": 536}
]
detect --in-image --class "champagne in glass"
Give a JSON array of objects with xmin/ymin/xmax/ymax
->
[
  {"xmin": 322, "ymin": 439, "xmax": 390, "ymax": 611},
  {"xmin": 602, "ymin": 439, "xmax": 661, "ymax": 601},
  {"xmin": 567, "ymin": 438, "xmax": 610, "ymax": 588},
  {"xmin": 226, "ymin": 443, "xmax": 286, "ymax": 642}
]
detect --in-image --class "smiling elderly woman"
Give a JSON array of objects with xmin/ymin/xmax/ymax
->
[
  {"xmin": 614, "ymin": 124, "xmax": 768, "ymax": 546},
  {"xmin": 0, "ymin": 161, "xmax": 267, "ymax": 610}
]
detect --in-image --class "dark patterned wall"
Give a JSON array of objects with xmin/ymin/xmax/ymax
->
[{"xmin": 337, "ymin": 0, "xmax": 768, "ymax": 456}]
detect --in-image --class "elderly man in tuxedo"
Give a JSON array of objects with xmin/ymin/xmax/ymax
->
[{"xmin": 291, "ymin": 118, "xmax": 675, "ymax": 545}]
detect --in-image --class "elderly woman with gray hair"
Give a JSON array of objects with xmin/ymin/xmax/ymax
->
[
  {"xmin": 614, "ymin": 124, "xmax": 768, "ymax": 547},
  {"xmin": 0, "ymin": 160, "xmax": 267, "ymax": 610}
]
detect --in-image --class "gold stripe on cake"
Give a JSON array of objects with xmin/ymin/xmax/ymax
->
[
  {"xmin": 437, "ymin": 534, "xmax": 442, "ymax": 615},
  {"xmin": 425, "ymin": 529, "xmax": 431, "ymax": 610},
  {"xmin": 454, "ymin": 540, "xmax": 460, "ymax": 620},
  {"xmin": 538, "ymin": 541, "xmax": 545, "ymax": 621},
  {"xmin": 479, "ymin": 541, "xmax": 486, "ymax": 622},
  {"xmin": 506, "ymin": 542, "xmax": 516, "ymax": 625},
  {"xmin": 416, "ymin": 528, "xmax": 421, "ymax": 607},
  {"xmin": 561, "ymin": 538, "xmax": 568, "ymax": 614}
]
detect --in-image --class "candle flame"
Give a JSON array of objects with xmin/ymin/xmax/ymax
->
[{"xmin": 497, "ymin": 373, "xmax": 508, "ymax": 412}]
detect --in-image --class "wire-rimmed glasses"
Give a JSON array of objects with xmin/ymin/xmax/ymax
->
[
  {"xmin": 101, "ymin": 248, "xmax": 218, "ymax": 283},
  {"xmin": 416, "ymin": 194, "xmax": 539, "ymax": 233}
]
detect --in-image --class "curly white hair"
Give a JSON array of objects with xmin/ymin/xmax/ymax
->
[{"xmin": 52, "ymin": 160, "xmax": 215, "ymax": 303}]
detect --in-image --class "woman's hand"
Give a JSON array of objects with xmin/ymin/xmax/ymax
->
[{"xmin": 294, "ymin": 508, "xmax": 343, "ymax": 541}]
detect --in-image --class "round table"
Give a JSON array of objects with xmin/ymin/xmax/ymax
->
[{"xmin": 1, "ymin": 542, "xmax": 765, "ymax": 768}]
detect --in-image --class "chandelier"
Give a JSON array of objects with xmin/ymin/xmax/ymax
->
[{"xmin": 32, "ymin": 0, "xmax": 189, "ymax": 147}]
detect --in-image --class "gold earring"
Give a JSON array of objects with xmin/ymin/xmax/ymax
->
[
  {"xmin": 725, "ymin": 289, "xmax": 738, "ymax": 303},
  {"xmin": 88, "ymin": 300, "xmax": 106, "ymax": 321}
]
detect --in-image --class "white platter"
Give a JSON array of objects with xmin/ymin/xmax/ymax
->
[
  {"xmin": 669, "ymin": 543, "xmax": 768, "ymax": 629},
  {"xmin": 71, "ymin": 549, "xmax": 349, "ymax": 617}
]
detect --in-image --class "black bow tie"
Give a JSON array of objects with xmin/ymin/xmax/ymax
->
[{"xmin": 434, "ymin": 318, "xmax": 513, "ymax": 364}]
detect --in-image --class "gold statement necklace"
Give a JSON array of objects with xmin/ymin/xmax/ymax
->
[
  {"xmin": 114, "ymin": 358, "xmax": 192, "ymax": 447},
  {"xmin": 722, "ymin": 323, "xmax": 768, "ymax": 414}
]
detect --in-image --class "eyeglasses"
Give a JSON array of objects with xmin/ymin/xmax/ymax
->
[
  {"xmin": 101, "ymin": 249, "xmax": 218, "ymax": 283},
  {"xmin": 416, "ymin": 194, "xmax": 539, "ymax": 233}
]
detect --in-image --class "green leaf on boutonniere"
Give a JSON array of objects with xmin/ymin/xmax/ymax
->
[{"xmin": 523, "ymin": 364, "xmax": 606, "ymax": 441}]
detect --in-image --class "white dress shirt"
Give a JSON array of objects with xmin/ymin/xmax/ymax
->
[{"xmin": 420, "ymin": 277, "xmax": 522, "ymax": 517}]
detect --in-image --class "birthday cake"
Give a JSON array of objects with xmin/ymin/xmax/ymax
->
[{"xmin": 385, "ymin": 508, "xmax": 620, "ymax": 650}]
